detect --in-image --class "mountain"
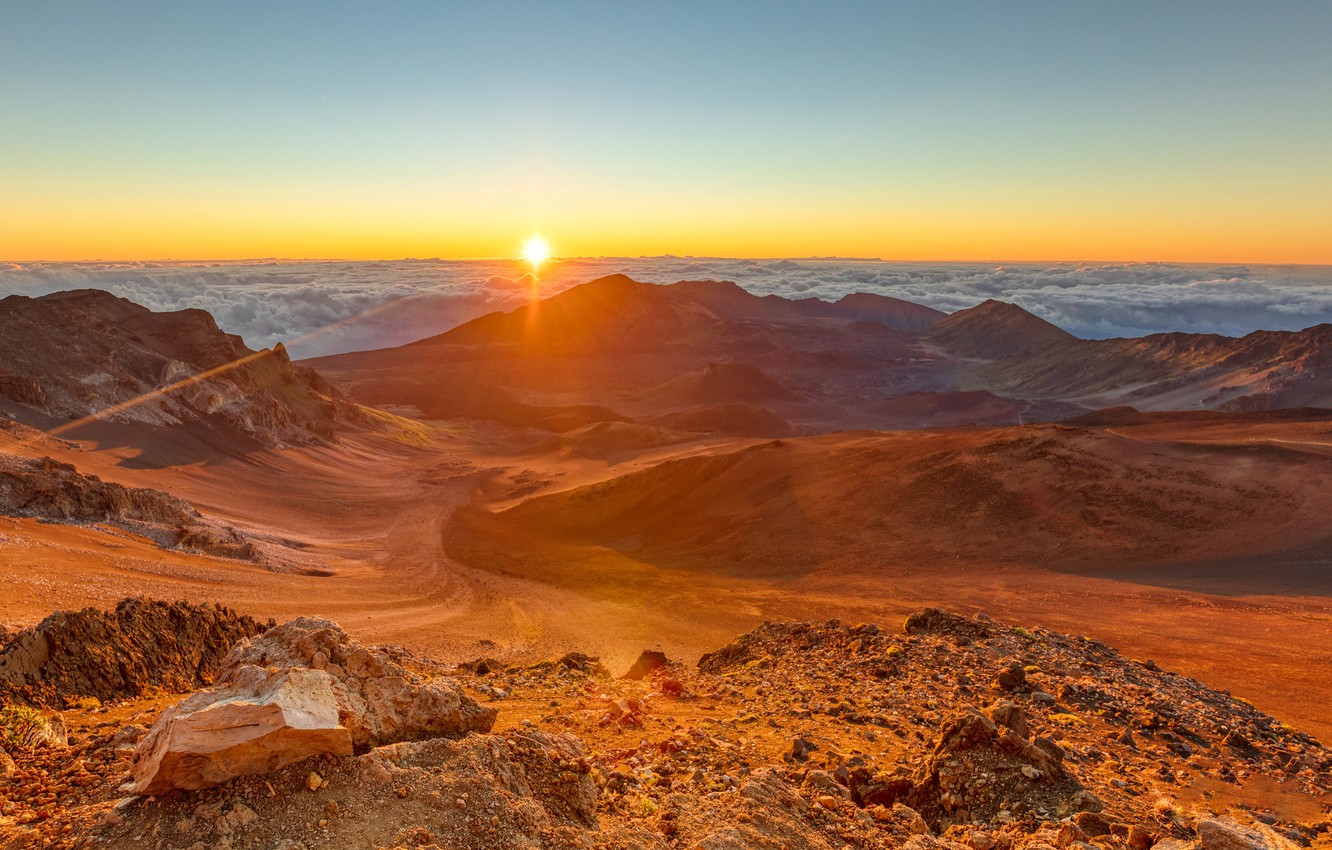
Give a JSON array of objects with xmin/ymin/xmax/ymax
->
[
  {"xmin": 0, "ymin": 290, "xmax": 363, "ymax": 446},
  {"xmin": 664, "ymin": 279, "xmax": 945, "ymax": 329},
  {"xmin": 308, "ymin": 275, "xmax": 1332, "ymax": 431},
  {"xmin": 982, "ymin": 323, "xmax": 1332, "ymax": 410},
  {"xmin": 305, "ymin": 275, "xmax": 958, "ymax": 433},
  {"xmin": 926, "ymin": 299, "xmax": 1076, "ymax": 359}
]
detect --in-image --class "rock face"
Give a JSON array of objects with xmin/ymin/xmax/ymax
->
[
  {"xmin": 10, "ymin": 605, "xmax": 1332, "ymax": 849},
  {"xmin": 0, "ymin": 598, "xmax": 269, "ymax": 709},
  {"xmin": 130, "ymin": 616, "xmax": 496, "ymax": 794},
  {"xmin": 0, "ymin": 289, "xmax": 362, "ymax": 445},
  {"xmin": 0, "ymin": 453, "xmax": 261, "ymax": 560}
]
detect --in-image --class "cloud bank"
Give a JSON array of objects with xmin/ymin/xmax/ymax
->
[{"xmin": 1, "ymin": 258, "xmax": 1329, "ymax": 358}]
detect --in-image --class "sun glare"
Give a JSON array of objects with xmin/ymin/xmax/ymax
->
[{"xmin": 523, "ymin": 235, "xmax": 551, "ymax": 269}]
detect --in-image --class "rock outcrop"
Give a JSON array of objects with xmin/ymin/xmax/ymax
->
[
  {"xmin": 904, "ymin": 707, "xmax": 1095, "ymax": 828},
  {"xmin": 0, "ymin": 598, "xmax": 268, "ymax": 709},
  {"xmin": 130, "ymin": 616, "xmax": 496, "ymax": 794},
  {"xmin": 0, "ymin": 452, "xmax": 263, "ymax": 560},
  {"xmin": 0, "ymin": 289, "xmax": 363, "ymax": 445}
]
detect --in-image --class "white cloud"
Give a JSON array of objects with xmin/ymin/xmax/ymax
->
[{"xmin": 1, "ymin": 258, "xmax": 1329, "ymax": 357}]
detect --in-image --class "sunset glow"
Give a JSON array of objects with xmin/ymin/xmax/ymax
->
[
  {"xmin": 523, "ymin": 235, "xmax": 551, "ymax": 270},
  {"xmin": 2, "ymin": 5, "xmax": 1329, "ymax": 264}
]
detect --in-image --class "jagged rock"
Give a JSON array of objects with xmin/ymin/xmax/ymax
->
[
  {"xmin": 988, "ymin": 701, "xmax": 1030, "ymax": 738},
  {"xmin": 790, "ymin": 736, "xmax": 818, "ymax": 761},
  {"xmin": 907, "ymin": 709, "xmax": 1087, "ymax": 829},
  {"xmin": 679, "ymin": 768, "xmax": 842, "ymax": 850},
  {"xmin": 622, "ymin": 650, "xmax": 668, "ymax": 680},
  {"xmin": 1197, "ymin": 818, "xmax": 1299, "ymax": 850},
  {"xmin": 803, "ymin": 769, "xmax": 850, "ymax": 800},
  {"xmin": 996, "ymin": 662, "xmax": 1027, "ymax": 691},
  {"xmin": 1074, "ymin": 811, "xmax": 1112, "ymax": 836},
  {"xmin": 131, "ymin": 667, "xmax": 353, "ymax": 795},
  {"xmin": 362, "ymin": 729, "xmax": 599, "ymax": 828},
  {"xmin": 557, "ymin": 652, "xmax": 610, "ymax": 676},
  {"xmin": 904, "ymin": 608, "xmax": 993, "ymax": 642},
  {"xmin": 847, "ymin": 766, "xmax": 915, "ymax": 807},
  {"xmin": 0, "ymin": 598, "xmax": 269, "ymax": 709}
]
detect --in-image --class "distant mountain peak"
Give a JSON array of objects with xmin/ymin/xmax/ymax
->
[{"xmin": 927, "ymin": 299, "xmax": 1075, "ymax": 359}]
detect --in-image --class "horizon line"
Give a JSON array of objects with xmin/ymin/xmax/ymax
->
[{"xmin": 4, "ymin": 256, "xmax": 1330, "ymax": 268}]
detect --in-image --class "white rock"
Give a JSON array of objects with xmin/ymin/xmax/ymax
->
[{"xmin": 130, "ymin": 666, "xmax": 352, "ymax": 795}]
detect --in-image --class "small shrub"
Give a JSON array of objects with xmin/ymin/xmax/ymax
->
[{"xmin": 0, "ymin": 705, "xmax": 55, "ymax": 751}]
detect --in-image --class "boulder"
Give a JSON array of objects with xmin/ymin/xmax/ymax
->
[
  {"xmin": 218, "ymin": 617, "xmax": 497, "ymax": 750},
  {"xmin": 996, "ymin": 662, "xmax": 1027, "ymax": 692},
  {"xmin": 131, "ymin": 616, "xmax": 497, "ymax": 794},
  {"xmin": 622, "ymin": 649, "xmax": 669, "ymax": 680},
  {"xmin": 1197, "ymin": 818, "xmax": 1299, "ymax": 850},
  {"xmin": 131, "ymin": 666, "xmax": 352, "ymax": 795},
  {"xmin": 0, "ymin": 745, "xmax": 14, "ymax": 779}
]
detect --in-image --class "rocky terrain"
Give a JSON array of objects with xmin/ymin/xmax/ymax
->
[
  {"xmin": 0, "ymin": 599, "xmax": 269, "ymax": 710},
  {"xmin": 0, "ymin": 601, "xmax": 1326, "ymax": 849},
  {"xmin": 0, "ymin": 451, "xmax": 280, "ymax": 563},
  {"xmin": 0, "ymin": 290, "xmax": 363, "ymax": 446}
]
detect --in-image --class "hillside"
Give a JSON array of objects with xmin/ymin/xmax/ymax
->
[
  {"xmin": 0, "ymin": 290, "xmax": 363, "ymax": 446},
  {"xmin": 454, "ymin": 421, "xmax": 1332, "ymax": 578},
  {"xmin": 927, "ymin": 299, "xmax": 1077, "ymax": 359},
  {"xmin": 307, "ymin": 277, "xmax": 1332, "ymax": 430}
]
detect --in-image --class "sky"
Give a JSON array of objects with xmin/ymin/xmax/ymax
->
[{"xmin": 2, "ymin": 2, "xmax": 1331, "ymax": 263}]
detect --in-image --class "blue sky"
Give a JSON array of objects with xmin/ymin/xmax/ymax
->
[{"xmin": 3, "ymin": 2, "xmax": 1330, "ymax": 261}]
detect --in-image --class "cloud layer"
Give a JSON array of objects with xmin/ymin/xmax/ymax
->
[{"xmin": 1, "ymin": 258, "xmax": 1330, "ymax": 358}]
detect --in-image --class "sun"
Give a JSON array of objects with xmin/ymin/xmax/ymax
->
[{"xmin": 522, "ymin": 234, "xmax": 551, "ymax": 268}]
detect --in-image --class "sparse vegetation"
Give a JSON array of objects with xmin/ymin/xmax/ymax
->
[{"xmin": 0, "ymin": 704, "xmax": 53, "ymax": 751}]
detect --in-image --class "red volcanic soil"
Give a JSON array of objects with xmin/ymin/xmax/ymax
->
[
  {"xmin": 869, "ymin": 390, "xmax": 1025, "ymax": 427},
  {"xmin": 2, "ymin": 284, "xmax": 1332, "ymax": 751}
]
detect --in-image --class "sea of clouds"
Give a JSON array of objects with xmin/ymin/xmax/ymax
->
[{"xmin": 1, "ymin": 258, "xmax": 1330, "ymax": 359}]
